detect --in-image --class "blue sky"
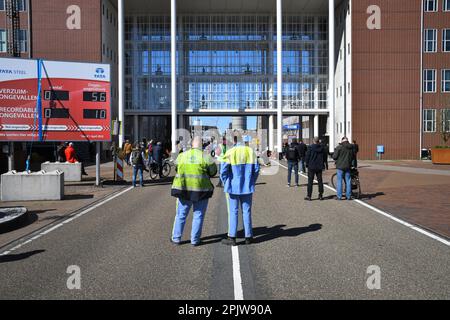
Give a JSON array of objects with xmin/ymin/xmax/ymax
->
[{"xmin": 192, "ymin": 117, "xmax": 257, "ymax": 133}]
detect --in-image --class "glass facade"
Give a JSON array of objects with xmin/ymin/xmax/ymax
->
[{"xmin": 125, "ymin": 14, "xmax": 329, "ymax": 112}]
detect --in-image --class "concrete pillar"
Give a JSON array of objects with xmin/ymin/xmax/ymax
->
[
  {"xmin": 269, "ymin": 115, "xmax": 274, "ymax": 151},
  {"xmin": 314, "ymin": 115, "xmax": 320, "ymax": 138},
  {"xmin": 8, "ymin": 142, "xmax": 14, "ymax": 171},
  {"xmin": 276, "ymin": 0, "xmax": 283, "ymax": 155},
  {"xmin": 171, "ymin": 0, "xmax": 177, "ymax": 152},
  {"xmin": 328, "ymin": 0, "xmax": 336, "ymax": 152},
  {"xmin": 96, "ymin": 142, "xmax": 101, "ymax": 187},
  {"xmin": 118, "ymin": 0, "xmax": 125, "ymax": 147},
  {"xmin": 133, "ymin": 115, "xmax": 139, "ymax": 142}
]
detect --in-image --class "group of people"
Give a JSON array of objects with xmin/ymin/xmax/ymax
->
[
  {"xmin": 122, "ymin": 139, "xmax": 166, "ymax": 187},
  {"xmin": 56, "ymin": 142, "xmax": 88, "ymax": 175},
  {"xmin": 170, "ymin": 135, "xmax": 260, "ymax": 247},
  {"xmin": 284, "ymin": 137, "xmax": 359, "ymax": 201}
]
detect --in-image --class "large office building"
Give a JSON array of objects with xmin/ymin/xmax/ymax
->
[{"xmin": 1, "ymin": 0, "xmax": 449, "ymax": 160}]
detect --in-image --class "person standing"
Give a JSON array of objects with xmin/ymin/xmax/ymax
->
[
  {"xmin": 216, "ymin": 136, "xmax": 228, "ymax": 188},
  {"xmin": 130, "ymin": 143, "xmax": 145, "ymax": 188},
  {"xmin": 298, "ymin": 139, "xmax": 307, "ymax": 173},
  {"xmin": 152, "ymin": 141, "xmax": 163, "ymax": 179},
  {"xmin": 319, "ymin": 139, "xmax": 329, "ymax": 170},
  {"xmin": 171, "ymin": 137, "xmax": 217, "ymax": 246},
  {"xmin": 285, "ymin": 138, "xmax": 301, "ymax": 187},
  {"xmin": 332, "ymin": 137, "xmax": 355, "ymax": 200},
  {"xmin": 304, "ymin": 137, "xmax": 326, "ymax": 201},
  {"xmin": 221, "ymin": 135, "xmax": 260, "ymax": 246},
  {"xmin": 57, "ymin": 142, "xmax": 67, "ymax": 162},
  {"xmin": 123, "ymin": 140, "xmax": 132, "ymax": 166}
]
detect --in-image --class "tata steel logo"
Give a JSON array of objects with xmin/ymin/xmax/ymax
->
[
  {"xmin": 94, "ymin": 68, "xmax": 106, "ymax": 79},
  {"xmin": 0, "ymin": 68, "xmax": 26, "ymax": 75}
]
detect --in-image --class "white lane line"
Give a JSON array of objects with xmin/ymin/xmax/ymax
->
[
  {"xmin": 274, "ymin": 161, "xmax": 450, "ymax": 247},
  {"xmin": 231, "ymin": 246, "xmax": 244, "ymax": 300},
  {"xmin": 0, "ymin": 186, "xmax": 134, "ymax": 256}
]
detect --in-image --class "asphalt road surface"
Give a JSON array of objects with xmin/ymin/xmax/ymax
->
[{"xmin": 0, "ymin": 164, "xmax": 449, "ymax": 300}]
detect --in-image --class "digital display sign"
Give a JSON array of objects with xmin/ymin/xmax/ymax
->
[{"xmin": 0, "ymin": 58, "xmax": 111, "ymax": 142}]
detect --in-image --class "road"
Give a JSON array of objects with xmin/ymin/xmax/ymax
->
[{"xmin": 0, "ymin": 164, "xmax": 449, "ymax": 300}]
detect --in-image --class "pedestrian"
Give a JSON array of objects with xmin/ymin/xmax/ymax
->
[
  {"xmin": 57, "ymin": 142, "xmax": 66, "ymax": 162},
  {"xmin": 285, "ymin": 138, "xmax": 301, "ymax": 187},
  {"xmin": 304, "ymin": 137, "xmax": 326, "ymax": 201},
  {"xmin": 148, "ymin": 139, "xmax": 154, "ymax": 163},
  {"xmin": 221, "ymin": 135, "xmax": 260, "ymax": 246},
  {"xmin": 171, "ymin": 136, "xmax": 217, "ymax": 246},
  {"xmin": 65, "ymin": 142, "xmax": 88, "ymax": 175},
  {"xmin": 352, "ymin": 140, "xmax": 359, "ymax": 168},
  {"xmin": 332, "ymin": 137, "xmax": 355, "ymax": 200},
  {"xmin": 216, "ymin": 136, "xmax": 228, "ymax": 188},
  {"xmin": 152, "ymin": 141, "xmax": 164, "ymax": 179},
  {"xmin": 123, "ymin": 140, "xmax": 132, "ymax": 166},
  {"xmin": 319, "ymin": 139, "xmax": 329, "ymax": 170},
  {"xmin": 130, "ymin": 143, "xmax": 145, "ymax": 188},
  {"xmin": 298, "ymin": 139, "xmax": 307, "ymax": 173}
]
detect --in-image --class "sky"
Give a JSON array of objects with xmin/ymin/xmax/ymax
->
[{"xmin": 191, "ymin": 116, "xmax": 257, "ymax": 133}]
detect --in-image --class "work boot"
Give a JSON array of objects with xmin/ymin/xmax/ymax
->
[
  {"xmin": 245, "ymin": 237, "xmax": 253, "ymax": 245},
  {"xmin": 221, "ymin": 237, "xmax": 237, "ymax": 246},
  {"xmin": 304, "ymin": 196, "xmax": 312, "ymax": 201}
]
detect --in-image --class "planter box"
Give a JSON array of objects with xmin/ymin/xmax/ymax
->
[{"xmin": 431, "ymin": 148, "xmax": 450, "ymax": 164}]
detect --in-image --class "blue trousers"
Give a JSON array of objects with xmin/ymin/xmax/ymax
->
[
  {"xmin": 172, "ymin": 198, "xmax": 209, "ymax": 245},
  {"xmin": 226, "ymin": 193, "xmax": 253, "ymax": 238},
  {"xmin": 336, "ymin": 169, "xmax": 352, "ymax": 199},
  {"xmin": 287, "ymin": 160, "xmax": 299, "ymax": 185},
  {"xmin": 133, "ymin": 165, "xmax": 144, "ymax": 186}
]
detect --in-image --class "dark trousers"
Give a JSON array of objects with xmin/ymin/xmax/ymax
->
[
  {"xmin": 307, "ymin": 169, "xmax": 324, "ymax": 197},
  {"xmin": 287, "ymin": 160, "xmax": 299, "ymax": 185}
]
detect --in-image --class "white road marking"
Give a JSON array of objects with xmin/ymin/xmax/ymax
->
[
  {"xmin": 0, "ymin": 186, "xmax": 134, "ymax": 256},
  {"xmin": 275, "ymin": 161, "xmax": 450, "ymax": 247},
  {"xmin": 231, "ymin": 245, "xmax": 244, "ymax": 300}
]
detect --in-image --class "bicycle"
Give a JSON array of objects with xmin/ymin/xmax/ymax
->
[
  {"xmin": 331, "ymin": 168, "xmax": 361, "ymax": 199},
  {"xmin": 148, "ymin": 158, "xmax": 172, "ymax": 180}
]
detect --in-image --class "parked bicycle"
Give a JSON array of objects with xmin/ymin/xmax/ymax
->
[
  {"xmin": 331, "ymin": 167, "xmax": 361, "ymax": 199},
  {"xmin": 148, "ymin": 158, "xmax": 172, "ymax": 180}
]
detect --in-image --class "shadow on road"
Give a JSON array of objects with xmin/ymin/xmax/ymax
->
[
  {"xmin": 0, "ymin": 212, "xmax": 40, "ymax": 234},
  {"xmin": 358, "ymin": 192, "xmax": 385, "ymax": 200},
  {"xmin": 196, "ymin": 223, "xmax": 322, "ymax": 246},
  {"xmin": 0, "ymin": 250, "xmax": 45, "ymax": 263}
]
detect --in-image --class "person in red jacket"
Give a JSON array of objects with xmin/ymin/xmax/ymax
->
[{"xmin": 65, "ymin": 142, "xmax": 88, "ymax": 175}]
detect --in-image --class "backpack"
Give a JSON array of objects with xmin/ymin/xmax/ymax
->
[
  {"xmin": 132, "ymin": 150, "xmax": 143, "ymax": 166},
  {"xmin": 286, "ymin": 145, "xmax": 298, "ymax": 161}
]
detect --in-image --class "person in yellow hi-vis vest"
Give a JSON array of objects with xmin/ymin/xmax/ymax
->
[
  {"xmin": 220, "ymin": 135, "xmax": 260, "ymax": 246},
  {"xmin": 171, "ymin": 137, "xmax": 217, "ymax": 246}
]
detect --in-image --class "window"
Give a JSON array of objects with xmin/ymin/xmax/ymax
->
[
  {"xmin": 443, "ymin": 29, "xmax": 450, "ymax": 52},
  {"xmin": 0, "ymin": 29, "xmax": 6, "ymax": 52},
  {"xmin": 424, "ymin": 69, "xmax": 436, "ymax": 92},
  {"xmin": 442, "ymin": 70, "xmax": 450, "ymax": 92},
  {"xmin": 16, "ymin": 0, "xmax": 27, "ymax": 11},
  {"xmin": 424, "ymin": 0, "xmax": 438, "ymax": 11},
  {"xmin": 18, "ymin": 30, "xmax": 27, "ymax": 52},
  {"xmin": 444, "ymin": 0, "xmax": 450, "ymax": 11},
  {"xmin": 424, "ymin": 29, "xmax": 437, "ymax": 52},
  {"xmin": 0, "ymin": 0, "xmax": 4, "ymax": 11},
  {"xmin": 442, "ymin": 109, "xmax": 450, "ymax": 132},
  {"xmin": 423, "ymin": 109, "xmax": 436, "ymax": 132}
]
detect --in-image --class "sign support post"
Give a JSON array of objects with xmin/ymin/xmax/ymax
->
[{"xmin": 96, "ymin": 142, "xmax": 101, "ymax": 187}]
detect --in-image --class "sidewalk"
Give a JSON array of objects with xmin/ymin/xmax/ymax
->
[
  {"xmin": 322, "ymin": 160, "xmax": 450, "ymax": 238},
  {"xmin": 0, "ymin": 161, "xmax": 136, "ymax": 248}
]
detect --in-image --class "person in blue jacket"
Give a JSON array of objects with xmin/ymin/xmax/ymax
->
[{"xmin": 220, "ymin": 135, "xmax": 260, "ymax": 246}]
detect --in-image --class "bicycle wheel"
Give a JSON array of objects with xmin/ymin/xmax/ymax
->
[
  {"xmin": 149, "ymin": 165, "xmax": 158, "ymax": 180},
  {"xmin": 162, "ymin": 162, "xmax": 171, "ymax": 177},
  {"xmin": 352, "ymin": 177, "xmax": 362, "ymax": 199},
  {"xmin": 331, "ymin": 173, "xmax": 347, "ymax": 193}
]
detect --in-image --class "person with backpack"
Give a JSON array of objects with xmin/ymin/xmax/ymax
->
[
  {"xmin": 286, "ymin": 138, "xmax": 301, "ymax": 187},
  {"xmin": 304, "ymin": 137, "xmax": 327, "ymax": 201},
  {"xmin": 332, "ymin": 137, "xmax": 355, "ymax": 200},
  {"xmin": 56, "ymin": 142, "xmax": 67, "ymax": 162},
  {"xmin": 298, "ymin": 139, "xmax": 307, "ymax": 173},
  {"xmin": 130, "ymin": 143, "xmax": 145, "ymax": 188}
]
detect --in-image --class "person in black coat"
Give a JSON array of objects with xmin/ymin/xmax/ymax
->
[
  {"xmin": 298, "ymin": 139, "xmax": 307, "ymax": 173},
  {"xmin": 152, "ymin": 142, "xmax": 164, "ymax": 179},
  {"xmin": 304, "ymin": 137, "xmax": 327, "ymax": 201}
]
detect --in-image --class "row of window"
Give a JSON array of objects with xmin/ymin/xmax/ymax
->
[
  {"xmin": 423, "ymin": 109, "xmax": 450, "ymax": 132},
  {"xmin": 102, "ymin": 43, "xmax": 117, "ymax": 63},
  {"xmin": 424, "ymin": 29, "xmax": 450, "ymax": 52},
  {"xmin": 0, "ymin": 0, "xmax": 27, "ymax": 11},
  {"xmin": 423, "ymin": 69, "xmax": 450, "ymax": 92},
  {"xmin": 424, "ymin": 0, "xmax": 450, "ymax": 12},
  {"xmin": 102, "ymin": 1, "xmax": 117, "ymax": 28},
  {"xmin": 0, "ymin": 29, "xmax": 27, "ymax": 53}
]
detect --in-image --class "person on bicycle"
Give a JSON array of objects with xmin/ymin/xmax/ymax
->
[
  {"xmin": 332, "ymin": 137, "xmax": 355, "ymax": 200},
  {"xmin": 304, "ymin": 137, "xmax": 326, "ymax": 201},
  {"xmin": 153, "ymin": 141, "xmax": 164, "ymax": 179}
]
